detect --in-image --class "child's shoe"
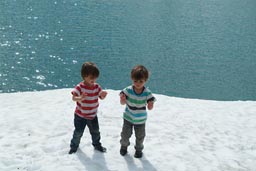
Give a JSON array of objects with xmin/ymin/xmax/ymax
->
[
  {"xmin": 134, "ymin": 150, "xmax": 143, "ymax": 158},
  {"xmin": 94, "ymin": 145, "xmax": 107, "ymax": 152},
  {"xmin": 120, "ymin": 146, "xmax": 127, "ymax": 156},
  {"xmin": 68, "ymin": 147, "xmax": 77, "ymax": 154}
]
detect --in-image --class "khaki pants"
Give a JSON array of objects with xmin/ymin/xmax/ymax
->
[{"xmin": 120, "ymin": 119, "xmax": 146, "ymax": 151}]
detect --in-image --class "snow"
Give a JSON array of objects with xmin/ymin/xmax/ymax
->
[{"xmin": 0, "ymin": 89, "xmax": 255, "ymax": 171}]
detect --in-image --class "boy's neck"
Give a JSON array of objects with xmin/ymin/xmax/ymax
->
[
  {"xmin": 133, "ymin": 86, "xmax": 144, "ymax": 94},
  {"xmin": 83, "ymin": 81, "xmax": 94, "ymax": 87}
]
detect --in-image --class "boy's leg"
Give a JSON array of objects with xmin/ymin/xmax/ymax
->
[
  {"xmin": 87, "ymin": 116, "xmax": 106, "ymax": 152},
  {"xmin": 70, "ymin": 114, "xmax": 87, "ymax": 153},
  {"xmin": 120, "ymin": 119, "xmax": 133, "ymax": 154},
  {"xmin": 134, "ymin": 123, "xmax": 145, "ymax": 158}
]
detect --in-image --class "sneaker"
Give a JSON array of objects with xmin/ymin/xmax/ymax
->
[
  {"xmin": 94, "ymin": 145, "xmax": 107, "ymax": 152},
  {"xmin": 134, "ymin": 151, "xmax": 143, "ymax": 158},
  {"xmin": 68, "ymin": 148, "xmax": 77, "ymax": 154},
  {"xmin": 120, "ymin": 146, "xmax": 127, "ymax": 156}
]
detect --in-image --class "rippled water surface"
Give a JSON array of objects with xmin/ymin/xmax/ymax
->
[{"xmin": 0, "ymin": 0, "xmax": 256, "ymax": 100}]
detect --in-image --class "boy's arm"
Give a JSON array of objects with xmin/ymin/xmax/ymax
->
[
  {"xmin": 120, "ymin": 92, "xmax": 126, "ymax": 105},
  {"xmin": 147, "ymin": 96, "xmax": 156, "ymax": 110},
  {"xmin": 72, "ymin": 93, "xmax": 87, "ymax": 102},
  {"xmin": 99, "ymin": 91, "xmax": 108, "ymax": 100},
  {"xmin": 147, "ymin": 101, "xmax": 154, "ymax": 110}
]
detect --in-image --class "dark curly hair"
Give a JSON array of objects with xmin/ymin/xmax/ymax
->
[
  {"xmin": 81, "ymin": 62, "xmax": 100, "ymax": 78},
  {"xmin": 131, "ymin": 65, "xmax": 149, "ymax": 81}
]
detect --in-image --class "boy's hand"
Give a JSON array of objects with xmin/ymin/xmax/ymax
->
[
  {"xmin": 99, "ymin": 91, "xmax": 108, "ymax": 99},
  {"xmin": 80, "ymin": 92, "xmax": 87, "ymax": 99},
  {"xmin": 73, "ymin": 93, "xmax": 87, "ymax": 102},
  {"xmin": 120, "ymin": 93, "xmax": 126, "ymax": 105},
  {"xmin": 147, "ymin": 101, "xmax": 154, "ymax": 110}
]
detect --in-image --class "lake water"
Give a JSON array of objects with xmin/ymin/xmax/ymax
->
[{"xmin": 0, "ymin": 0, "xmax": 256, "ymax": 100}]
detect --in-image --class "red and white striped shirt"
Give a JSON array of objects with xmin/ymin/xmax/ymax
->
[{"xmin": 72, "ymin": 82, "xmax": 102, "ymax": 120}]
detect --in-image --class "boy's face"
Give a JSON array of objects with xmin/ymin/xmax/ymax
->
[
  {"xmin": 132, "ymin": 79, "xmax": 146, "ymax": 90},
  {"xmin": 83, "ymin": 75, "xmax": 97, "ymax": 87}
]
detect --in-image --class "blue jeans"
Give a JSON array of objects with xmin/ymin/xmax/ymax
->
[{"xmin": 70, "ymin": 114, "xmax": 101, "ymax": 149}]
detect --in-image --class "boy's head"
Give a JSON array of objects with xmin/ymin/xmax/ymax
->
[
  {"xmin": 81, "ymin": 62, "xmax": 99, "ymax": 79},
  {"xmin": 131, "ymin": 65, "xmax": 149, "ymax": 81}
]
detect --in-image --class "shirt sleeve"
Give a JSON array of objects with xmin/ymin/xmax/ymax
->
[
  {"xmin": 71, "ymin": 84, "xmax": 81, "ymax": 96},
  {"xmin": 97, "ymin": 84, "xmax": 103, "ymax": 96},
  {"xmin": 120, "ymin": 87, "xmax": 129, "ymax": 97},
  {"xmin": 146, "ymin": 88, "xmax": 156, "ymax": 103}
]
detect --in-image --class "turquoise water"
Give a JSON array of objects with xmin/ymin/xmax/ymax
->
[{"xmin": 0, "ymin": 0, "xmax": 256, "ymax": 100}]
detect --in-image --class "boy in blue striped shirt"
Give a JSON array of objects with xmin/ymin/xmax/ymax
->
[{"xmin": 119, "ymin": 65, "xmax": 156, "ymax": 158}]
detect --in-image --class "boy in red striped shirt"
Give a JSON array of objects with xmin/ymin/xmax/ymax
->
[{"xmin": 69, "ymin": 62, "xmax": 107, "ymax": 154}]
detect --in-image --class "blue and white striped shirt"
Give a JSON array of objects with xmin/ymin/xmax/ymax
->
[{"xmin": 121, "ymin": 85, "xmax": 156, "ymax": 124}]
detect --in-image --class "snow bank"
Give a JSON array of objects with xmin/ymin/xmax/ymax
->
[{"xmin": 0, "ymin": 89, "xmax": 255, "ymax": 171}]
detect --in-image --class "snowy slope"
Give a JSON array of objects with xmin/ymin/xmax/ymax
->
[{"xmin": 0, "ymin": 89, "xmax": 255, "ymax": 171}]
